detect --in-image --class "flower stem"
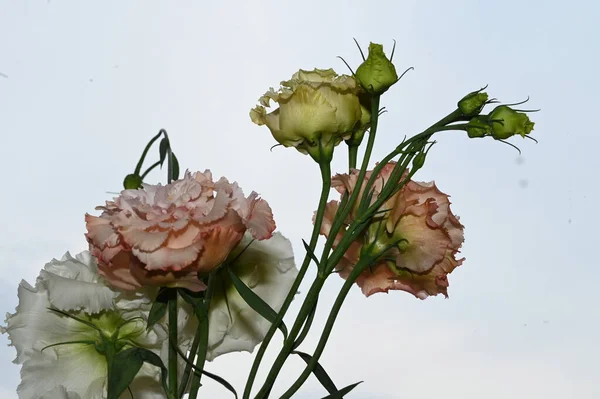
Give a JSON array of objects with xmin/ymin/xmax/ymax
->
[
  {"xmin": 187, "ymin": 271, "xmax": 218, "ymax": 399},
  {"xmin": 168, "ymin": 289, "xmax": 178, "ymax": 398},
  {"xmin": 242, "ymin": 160, "xmax": 332, "ymax": 399},
  {"xmin": 348, "ymin": 144, "xmax": 358, "ymax": 170},
  {"xmin": 278, "ymin": 258, "xmax": 370, "ymax": 399},
  {"xmin": 318, "ymin": 95, "xmax": 381, "ymax": 268}
]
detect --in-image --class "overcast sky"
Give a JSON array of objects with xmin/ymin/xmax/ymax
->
[{"xmin": 1, "ymin": 1, "xmax": 599, "ymax": 398}]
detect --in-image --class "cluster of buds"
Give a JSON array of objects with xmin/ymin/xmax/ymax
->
[{"xmin": 457, "ymin": 87, "xmax": 537, "ymax": 141}]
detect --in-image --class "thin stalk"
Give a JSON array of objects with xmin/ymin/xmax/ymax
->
[
  {"xmin": 278, "ymin": 258, "xmax": 370, "ymax": 399},
  {"xmin": 187, "ymin": 271, "xmax": 218, "ymax": 399},
  {"xmin": 348, "ymin": 144, "xmax": 358, "ymax": 170},
  {"xmin": 134, "ymin": 130, "xmax": 163, "ymax": 176},
  {"xmin": 141, "ymin": 160, "xmax": 161, "ymax": 180},
  {"xmin": 242, "ymin": 160, "xmax": 332, "ymax": 399},
  {"xmin": 167, "ymin": 290, "xmax": 178, "ymax": 398},
  {"xmin": 317, "ymin": 95, "xmax": 381, "ymax": 269}
]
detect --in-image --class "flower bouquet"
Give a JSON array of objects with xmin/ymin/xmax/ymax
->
[{"xmin": 2, "ymin": 40, "xmax": 537, "ymax": 399}]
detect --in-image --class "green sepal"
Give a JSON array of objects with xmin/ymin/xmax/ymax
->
[
  {"xmin": 107, "ymin": 347, "xmax": 168, "ymax": 399},
  {"xmin": 226, "ymin": 267, "xmax": 288, "ymax": 339}
]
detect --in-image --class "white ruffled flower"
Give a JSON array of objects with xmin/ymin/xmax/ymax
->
[
  {"xmin": 1, "ymin": 251, "xmax": 170, "ymax": 399},
  {"xmin": 203, "ymin": 232, "xmax": 298, "ymax": 360}
]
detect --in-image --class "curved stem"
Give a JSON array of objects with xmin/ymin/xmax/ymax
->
[
  {"xmin": 279, "ymin": 258, "xmax": 370, "ymax": 399},
  {"xmin": 141, "ymin": 160, "xmax": 162, "ymax": 180},
  {"xmin": 167, "ymin": 290, "xmax": 178, "ymax": 398},
  {"xmin": 242, "ymin": 160, "xmax": 332, "ymax": 399},
  {"xmin": 187, "ymin": 271, "xmax": 218, "ymax": 399},
  {"xmin": 134, "ymin": 130, "xmax": 163, "ymax": 176}
]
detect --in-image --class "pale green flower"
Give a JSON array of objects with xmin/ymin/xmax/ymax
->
[{"xmin": 250, "ymin": 68, "xmax": 363, "ymax": 161}]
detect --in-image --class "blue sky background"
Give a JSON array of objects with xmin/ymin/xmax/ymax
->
[{"xmin": 1, "ymin": 1, "xmax": 598, "ymax": 398}]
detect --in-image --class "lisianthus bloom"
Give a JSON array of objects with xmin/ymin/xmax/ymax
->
[
  {"xmin": 85, "ymin": 170, "xmax": 275, "ymax": 292},
  {"xmin": 1, "ymin": 251, "xmax": 176, "ymax": 399},
  {"xmin": 250, "ymin": 68, "xmax": 364, "ymax": 161},
  {"xmin": 320, "ymin": 163, "xmax": 465, "ymax": 299},
  {"xmin": 179, "ymin": 232, "xmax": 297, "ymax": 360}
]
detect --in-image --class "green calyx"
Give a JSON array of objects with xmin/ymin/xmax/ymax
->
[{"xmin": 355, "ymin": 43, "xmax": 398, "ymax": 94}]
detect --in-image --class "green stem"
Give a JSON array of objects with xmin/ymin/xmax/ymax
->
[
  {"xmin": 134, "ymin": 130, "xmax": 163, "ymax": 176},
  {"xmin": 187, "ymin": 271, "xmax": 218, "ymax": 399},
  {"xmin": 141, "ymin": 160, "xmax": 162, "ymax": 180},
  {"xmin": 278, "ymin": 258, "xmax": 370, "ymax": 399},
  {"xmin": 253, "ymin": 276, "xmax": 326, "ymax": 399},
  {"xmin": 168, "ymin": 290, "xmax": 178, "ymax": 398},
  {"xmin": 242, "ymin": 160, "xmax": 332, "ymax": 399},
  {"xmin": 348, "ymin": 144, "xmax": 358, "ymax": 170},
  {"xmin": 317, "ymin": 95, "xmax": 381, "ymax": 269}
]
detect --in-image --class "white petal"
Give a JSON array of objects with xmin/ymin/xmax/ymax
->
[
  {"xmin": 39, "ymin": 385, "xmax": 81, "ymax": 399},
  {"xmin": 206, "ymin": 232, "xmax": 297, "ymax": 360},
  {"xmin": 40, "ymin": 251, "xmax": 117, "ymax": 314}
]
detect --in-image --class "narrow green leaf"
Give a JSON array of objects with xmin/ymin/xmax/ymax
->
[
  {"xmin": 292, "ymin": 350, "xmax": 337, "ymax": 394},
  {"xmin": 319, "ymin": 381, "xmax": 363, "ymax": 399},
  {"xmin": 226, "ymin": 267, "xmax": 288, "ymax": 339},
  {"xmin": 201, "ymin": 369, "xmax": 238, "ymax": 399},
  {"xmin": 159, "ymin": 137, "xmax": 169, "ymax": 166},
  {"xmin": 147, "ymin": 288, "xmax": 170, "ymax": 329},
  {"xmin": 171, "ymin": 152, "xmax": 180, "ymax": 181},
  {"xmin": 108, "ymin": 347, "xmax": 168, "ymax": 399},
  {"xmin": 302, "ymin": 239, "xmax": 320, "ymax": 269}
]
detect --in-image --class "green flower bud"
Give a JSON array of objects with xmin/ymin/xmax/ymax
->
[
  {"xmin": 466, "ymin": 116, "xmax": 492, "ymax": 138},
  {"xmin": 355, "ymin": 43, "xmax": 398, "ymax": 95},
  {"xmin": 123, "ymin": 173, "xmax": 143, "ymax": 189},
  {"xmin": 489, "ymin": 105, "xmax": 535, "ymax": 140},
  {"xmin": 458, "ymin": 90, "xmax": 489, "ymax": 117}
]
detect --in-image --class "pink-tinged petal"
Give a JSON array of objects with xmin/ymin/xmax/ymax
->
[
  {"xmin": 193, "ymin": 187, "xmax": 231, "ymax": 223},
  {"xmin": 317, "ymin": 200, "xmax": 339, "ymax": 237},
  {"xmin": 394, "ymin": 206, "xmax": 452, "ymax": 273},
  {"xmin": 166, "ymin": 224, "xmax": 201, "ymax": 249},
  {"xmin": 119, "ymin": 227, "xmax": 170, "ymax": 252},
  {"xmin": 244, "ymin": 193, "xmax": 275, "ymax": 240},
  {"xmin": 84, "ymin": 214, "xmax": 120, "ymax": 247},
  {"xmin": 133, "ymin": 242, "xmax": 204, "ymax": 271}
]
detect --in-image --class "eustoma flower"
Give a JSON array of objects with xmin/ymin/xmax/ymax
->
[
  {"xmin": 85, "ymin": 170, "xmax": 275, "ymax": 291},
  {"xmin": 320, "ymin": 163, "xmax": 465, "ymax": 299},
  {"xmin": 1, "ymin": 251, "xmax": 171, "ymax": 399},
  {"xmin": 250, "ymin": 68, "xmax": 365, "ymax": 161}
]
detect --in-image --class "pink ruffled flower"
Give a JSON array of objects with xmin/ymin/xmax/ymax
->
[
  {"xmin": 320, "ymin": 162, "xmax": 464, "ymax": 299},
  {"xmin": 85, "ymin": 170, "xmax": 275, "ymax": 291}
]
